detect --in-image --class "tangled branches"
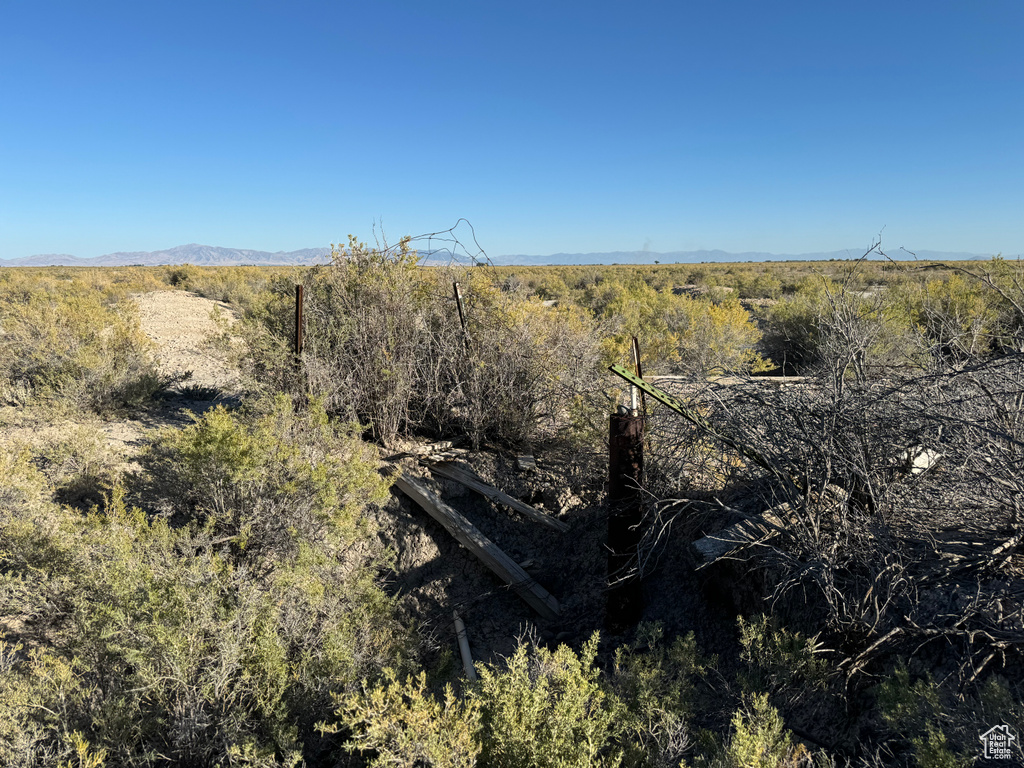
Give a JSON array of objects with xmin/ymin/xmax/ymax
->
[{"xmin": 642, "ymin": 357, "xmax": 1024, "ymax": 685}]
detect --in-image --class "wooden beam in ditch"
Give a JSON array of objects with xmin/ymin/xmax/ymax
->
[
  {"xmin": 692, "ymin": 486, "xmax": 849, "ymax": 566},
  {"xmin": 393, "ymin": 472, "xmax": 560, "ymax": 620},
  {"xmin": 692, "ymin": 510, "xmax": 789, "ymax": 565},
  {"xmin": 427, "ymin": 461, "xmax": 570, "ymax": 533}
]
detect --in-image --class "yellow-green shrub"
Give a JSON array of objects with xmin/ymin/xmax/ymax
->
[
  {"xmin": 893, "ymin": 274, "xmax": 1001, "ymax": 361},
  {"xmin": 0, "ymin": 272, "xmax": 163, "ymax": 411},
  {"xmin": 735, "ymin": 270, "xmax": 783, "ymax": 300},
  {"xmin": 338, "ymin": 628, "xmax": 707, "ymax": 768},
  {"xmin": 611, "ymin": 622, "xmax": 706, "ymax": 767},
  {"xmin": 764, "ymin": 277, "xmax": 920, "ymax": 376},
  {"xmin": 0, "ymin": 400, "xmax": 406, "ymax": 765},
  {"xmin": 337, "ymin": 636, "xmax": 623, "ymax": 768},
  {"xmin": 460, "ymin": 284, "xmax": 606, "ymax": 448},
  {"xmin": 738, "ymin": 615, "xmax": 828, "ymax": 694},
  {"xmin": 596, "ymin": 279, "xmax": 769, "ymax": 375},
  {"xmin": 527, "ymin": 272, "xmax": 571, "ymax": 300},
  {"xmin": 163, "ymin": 264, "xmax": 297, "ymax": 312},
  {"xmin": 711, "ymin": 693, "xmax": 809, "ymax": 768},
  {"xmin": 329, "ymin": 670, "xmax": 482, "ymax": 768},
  {"xmin": 38, "ymin": 423, "xmax": 121, "ymax": 508},
  {"xmin": 138, "ymin": 394, "xmax": 389, "ymax": 567},
  {"xmin": 475, "ymin": 634, "xmax": 618, "ymax": 768},
  {"xmin": 876, "ymin": 665, "xmax": 1021, "ymax": 768}
]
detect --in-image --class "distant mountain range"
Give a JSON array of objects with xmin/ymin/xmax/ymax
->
[
  {"xmin": 491, "ymin": 248, "xmax": 1002, "ymax": 265},
  {"xmin": 1, "ymin": 244, "xmax": 334, "ymax": 268},
  {"xmin": 0, "ymin": 243, "xmax": 1007, "ymax": 268}
]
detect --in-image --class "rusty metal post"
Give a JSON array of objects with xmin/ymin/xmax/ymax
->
[
  {"xmin": 607, "ymin": 412, "xmax": 644, "ymax": 631},
  {"xmin": 294, "ymin": 284, "xmax": 304, "ymax": 358},
  {"xmin": 453, "ymin": 280, "xmax": 470, "ymax": 348}
]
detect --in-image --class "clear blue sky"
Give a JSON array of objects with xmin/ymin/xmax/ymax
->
[{"xmin": 2, "ymin": 1, "xmax": 1022, "ymax": 259}]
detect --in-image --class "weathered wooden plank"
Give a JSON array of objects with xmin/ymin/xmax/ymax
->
[
  {"xmin": 427, "ymin": 461, "xmax": 570, "ymax": 533},
  {"xmin": 647, "ymin": 374, "xmax": 809, "ymax": 386},
  {"xmin": 693, "ymin": 486, "xmax": 848, "ymax": 566},
  {"xmin": 692, "ymin": 510, "xmax": 787, "ymax": 564},
  {"xmin": 394, "ymin": 472, "xmax": 560, "ymax": 620}
]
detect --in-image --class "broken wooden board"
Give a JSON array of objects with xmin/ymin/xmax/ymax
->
[
  {"xmin": 453, "ymin": 611, "xmax": 477, "ymax": 681},
  {"xmin": 692, "ymin": 509, "xmax": 789, "ymax": 565},
  {"xmin": 394, "ymin": 472, "xmax": 560, "ymax": 620},
  {"xmin": 693, "ymin": 486, "xmax": 849, "ymax": 566},
  {"xmin": 647, "ymin": 374, "xmax": 808, "ymax": 386},
  {"xmin": 382, "ymin": 441, "xmax": 468, "ymax": 463},
  {"xmin": 427, "ymin": 461, "xmax": 570, "ymax": 533}
]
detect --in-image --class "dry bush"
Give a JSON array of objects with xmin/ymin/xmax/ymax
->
[
  {"xmin": 241, "ymin": 238, "xmax": 606, "ymax": 448},
  {"xmin": 0, "ymin": 271, "xmax": 166, "ymax": 412},
  {"xmin": 37, "ymin": 423, "xmax": 122, "ymax": 508},
  {"xmin": 453, "ymin": 284, "xmax": 607, "ymax": 448},
  {"xmin": 637, "ymin": 259, "xmax": 1024, "ymax": 685},
  {"xmin": 297, "ymin": 238, "xmax": 442, "ymax": 444},
  {"xmin": 634, "ymin": 358, "xmax": 1024, "ymax": 762},
  {"xmin": 895, "ymin": 273, "xmax": 1001, "ymax": 362},
  {"xmin": 645, "ymin": 358, "xmax": 1024, "ymax": 688},
  {"xmin": 762, "ymin": 275, "xmax": 922, "ymax": 378}
]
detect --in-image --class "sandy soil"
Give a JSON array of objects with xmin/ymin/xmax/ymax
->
[
  {"xmin": 1, "ymin": 290, "xmax": 242, "ymax": 463},
  {"xmin": 134, "ymin": 290, "xmax": 241, "ymax": 391},
  {"xmin": 96, "ymin": 291, "xmax": 244, "ymax": 452}
]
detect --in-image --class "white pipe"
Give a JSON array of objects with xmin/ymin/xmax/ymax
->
[{"xmin": 453, "ymin": 610, "xmax": 477, "ymax": 681}]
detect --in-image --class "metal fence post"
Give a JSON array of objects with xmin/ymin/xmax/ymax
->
[
  {"xmin": 607, "ymin": 411, "xmax": 644, "ymax": 631},
  {"xmin": 294, "ymin": 284, "xmax": 304, "ymax": 358}
]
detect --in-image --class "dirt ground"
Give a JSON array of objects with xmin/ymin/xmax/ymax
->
[
  {"xmin": 134, "ymin": 290, "xmax": 241, "ymax": 392},
  {"xmin": 375, "ymin": 449, "xmax": 611, "ymax": 667},
  {"xmin": 369, "ymin": 438, "xmax": 746, "ymax": 673},
  {"xmin": 0, "ymin": 290, "xmax": 240, "ymax": 468},
  {"xmin": 109, "ymin": 291, "xmax": 243, "ymax": 451}
]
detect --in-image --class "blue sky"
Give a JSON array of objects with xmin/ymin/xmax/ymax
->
[{"xmin": 1, "ymin": 1, "xmax": 1022, "ymax": 259}]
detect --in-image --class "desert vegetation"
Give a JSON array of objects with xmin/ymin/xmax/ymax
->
[{"xmin": 1, "ymin": 245, "xmax": 1022, "ymax": 766}]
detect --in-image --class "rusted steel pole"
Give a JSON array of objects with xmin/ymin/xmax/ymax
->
[
  {"xmin": 294, "ymin": 284, "xmax": 304, "ymax": 357},
  {"xmin": 453, "ymin": 281, "xmax": 470, "ymax": 348},
  {"xmin": 607, "ymin": 412, "xmax": 644, "ymax": 631}
]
